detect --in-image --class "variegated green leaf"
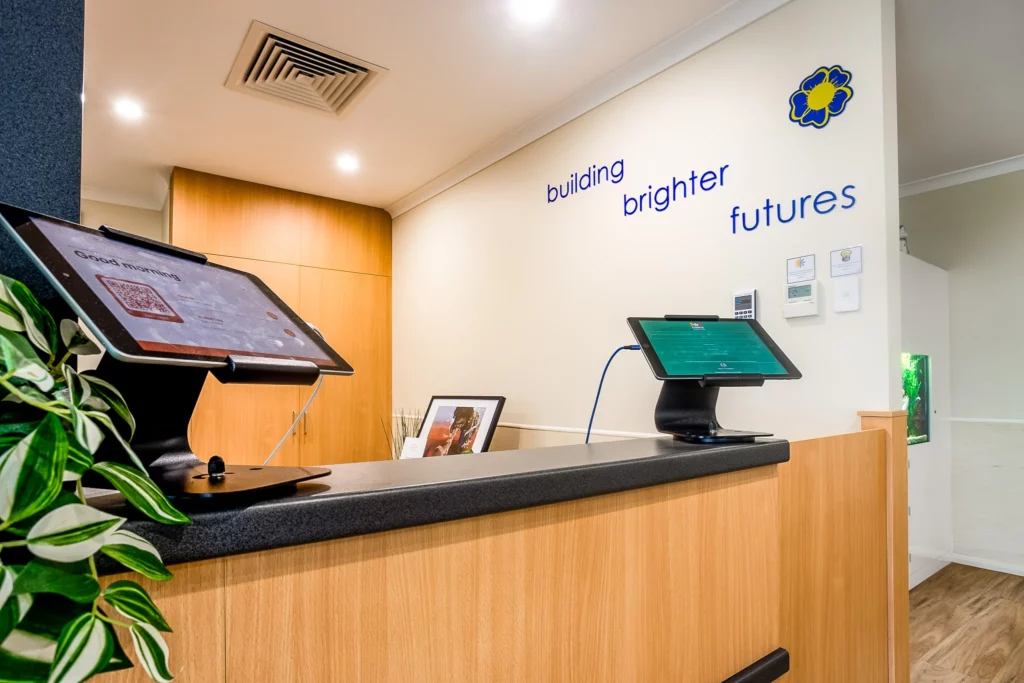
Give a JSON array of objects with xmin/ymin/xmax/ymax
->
[
  {"xmin": 91, "ymin": 462, "xmax": 189, "ymax": 526},
  {"xmin": 0, "ymin": 589, "xmax": 33, "ymax": 645},
  {"xmin": 47, "ymin": 613, "xmax": 113, "ymax": 683},
  {"xmin": 58, "ymin": 320, "xmax": 99, "ymax": 356},
  {"xmin": 4, "ymin": 491, "xmax": 78, "ymax": 537},
  {"xmin": 0, "ymin": 576, "xmax": 52, "ymax": 677},
  {"xmin": 0, "ymin": 629, "xmax": 56, "ymax": 673},
  {"xmin": 79, "ymin": 396, "xmax": 109, "ymax": 412},
  {"xmin": 0, "ymin": 414, "xmax": 68, "ymax": 524},
  {"xmin": 1, "ymin": 384, "xmax": 49, "ymax": 406},
  {"xmin": 98, "ymin": 620, "xmax": 134, "ymax": 674},
  {"xmin": 27, "ymin": 504, "xmax": 124, "ymax": 563},
  {"xmin": 0, "ymin": 418, "xmax": 38, "ymax": 438},
  {"xmin": 0, "ymin": 328, "xmax": 53, "ymax": 393},
  {"xmin": 61, "ymin": 366, "xmax": 91, "ymax": 408},
  {"xmin": 63, "ymin": 438, "xmax": 93, "ymax": 483},
  {"xmin": 100, "ymin": 530, "xmax": 172, "ymax": 582},
  {"xmin": 11, "ymin": 591, "xmax": 86, "ymax": 644},
  {"xmin": 66, "ymin": 406, "xmax": 103, "ymax": 456},
  {"xmin": 78, "ymin": 374, "xmax": 134, "ymax": 438},
  {"xmin": 84, "ymin": 411, "xmax": 144, "ymax": 471},
  {"xmin": 129, "ymin": 623, "xmax": 173, "ymax": 683},
  {"xmin": 13, "ymin": 561, "xmax": 100, "ymax": 604},
  {"xmin": 0, "ymin": 299, "xmax": 25, "ymax": 333},
  {"xmin": 103, "ymin": 581, "xmax": 171, "ymax": 632},
  {"xmin": 0, "ymin": 565, "xmax": 13, "ymax": 608},
  {"xmin": 0, "ymin": 276, "xmax": 57, "ymax": 358}
]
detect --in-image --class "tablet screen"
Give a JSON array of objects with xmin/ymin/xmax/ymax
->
[
  {"xmin": 2, "ymin": 206, "xmax": 351, "ymax": 372},
  {"xmin": 628, "ymin": 317, "xmax": 799, "ymax": 380}
]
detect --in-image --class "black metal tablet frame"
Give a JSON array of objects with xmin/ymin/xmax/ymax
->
[{"xmin": 8, "ymin": 221, "xmax": 332, "ymax": 498}]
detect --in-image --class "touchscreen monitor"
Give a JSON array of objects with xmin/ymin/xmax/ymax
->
[
  {"xmin": 0, "ymin": 205, "xmax": 352, "ymax": 373},
  {"xmin": 627, "ymin": 317, "xmax": 800, "ymax": 380}
]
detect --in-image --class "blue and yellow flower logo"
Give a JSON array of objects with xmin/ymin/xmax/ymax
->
[{"xmin": 789, "ymin": 65, "xmax": 854, "ymax": 129}]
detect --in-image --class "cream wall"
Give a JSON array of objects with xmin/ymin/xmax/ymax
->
[
  {"xmin": 80, "ymin": 198, "xmax": 164, "ymax": 242},
  {"xmin": 901, "ymin": 170, "xmax": 1024, "ymax": 573},
  {"xmin": 394, "ymin": 0, "xmax": 902, "ymax": 445}
]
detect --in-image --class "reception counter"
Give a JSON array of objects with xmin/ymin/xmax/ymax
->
[
  {"xmin": 93, "ymin": 437, "xmax": 788, "ymax": 567},
  {"xmin": 92, "ymin": 414, "xmax": 906, "ymax": 683}
]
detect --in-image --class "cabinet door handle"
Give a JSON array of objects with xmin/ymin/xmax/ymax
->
[
  {"xmin": 304, "ymin": 413, "xmax": 308, "ymax": 436},
  {"xmin": 291, "ymin": 411, "xmax": 297, "ymax": 437},
  {"xmin": 722, "ymin": 649, "xmax": 789, "ymax": 683}
]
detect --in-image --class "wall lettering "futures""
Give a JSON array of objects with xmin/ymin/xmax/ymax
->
[{"xmin": 730, "ymin": 185, "xmax": 857, "ymax": 234}]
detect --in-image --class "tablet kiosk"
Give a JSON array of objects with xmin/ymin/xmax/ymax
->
[
  {"xmin": 0, "ymin": 203, "xmax": 345, "ymax": 498},
  {"xmin": 627, "ymin": 316, "xmax": 801, "ymax": 443}
]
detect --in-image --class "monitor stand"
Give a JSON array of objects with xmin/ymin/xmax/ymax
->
[
  {"xmin": 654, "ymin": 375, "xmax": 771, "ymax": 444},
  {"xmin": 89, "ymin": 355, "xmax": 329, "ymax": 499}
]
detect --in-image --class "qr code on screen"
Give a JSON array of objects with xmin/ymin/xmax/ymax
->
[{"xmin": 96, "ymin": 275, "xmax": 184, "ymax": 323}]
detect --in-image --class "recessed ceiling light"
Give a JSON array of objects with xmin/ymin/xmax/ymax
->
[
  {"xmin": 336, "ymin": 153, "xmax": 359, "ymax": 173},
  {"xmin": 113, "ymin": 97, "xmax": 144, "ymax": 122},
  {"xmin": 510, "ymin": 0, "xmax": 555, "ymax": 25}
]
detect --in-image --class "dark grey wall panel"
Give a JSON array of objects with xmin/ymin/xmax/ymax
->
[{"xmin": 0, "ymin": 0, "xmax": 84, "ymax": 315}]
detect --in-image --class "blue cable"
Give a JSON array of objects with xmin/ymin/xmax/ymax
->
[{"xmin": 585, "ymin": 345, "xmax": 641, "ymax": 444}]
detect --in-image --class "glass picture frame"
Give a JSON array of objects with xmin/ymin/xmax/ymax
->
[{"xmin": 413, "ymin": 396, "xmax": 506, "ymax": 458}]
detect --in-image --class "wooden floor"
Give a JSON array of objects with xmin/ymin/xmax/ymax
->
[{"xmin": 911, "ymin": 563, "xmax": 1024, "ymax": 682}]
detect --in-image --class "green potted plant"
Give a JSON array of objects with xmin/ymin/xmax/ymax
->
[{"xmin": 0, "ymin": 275, "xmax": 188, "ymax": 682}]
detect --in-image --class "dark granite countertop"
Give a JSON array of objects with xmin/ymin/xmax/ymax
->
[{"xmin": 90, "ymin": 436, "xmax": 788, "ymax": 572}]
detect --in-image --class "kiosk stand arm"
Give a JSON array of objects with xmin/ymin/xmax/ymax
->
[
  {"xmin": 654, "ymin": 374, "xmax": 766, "ymax": 443},
  {"xmin": 91, "ymin": 352, "xmax": 328, "ymax": 499},
  {"xmin": 212, "ymin": 356, "xmax": 319, "ymax": 385}
]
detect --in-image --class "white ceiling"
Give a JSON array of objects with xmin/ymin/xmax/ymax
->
[
  {"xmin": 81, "ymin": 0, "xmax": 743, "ymax": 212},
  {"xmin": 896, "ymin": 0, "xmax": 1024, "ymax": 185},
  {"xmin": 83, "ymin": 0, "xmax": 1024, "ymax": 212}
]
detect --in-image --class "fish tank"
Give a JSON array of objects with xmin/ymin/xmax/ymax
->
[{"xmin": 901, "ymin": 353, "xmax": 931, "ymax": 445}]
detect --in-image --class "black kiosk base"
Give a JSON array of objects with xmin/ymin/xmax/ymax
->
[
  {"xmin": 654, "ymin": 376, "xmax": 772, "ymax": 444},
  {"xmin": 91, "ymin": 353, "xmax": 331, "ymax": 500}
]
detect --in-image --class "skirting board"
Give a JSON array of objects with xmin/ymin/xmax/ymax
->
[
  {"xmin": 910, "ymin": 555, "xmax": 949, "ymax": 590},
  {"xmin": 949, "ymin": 553, "xmax": 1024, "ymax": 579}
]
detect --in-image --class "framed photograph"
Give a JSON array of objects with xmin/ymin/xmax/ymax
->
[{"xmin": 414, "ymin": 396, "xmax": 506, "ymax": 458}]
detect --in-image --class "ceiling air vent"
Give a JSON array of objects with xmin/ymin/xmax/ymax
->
[{"xmin": 226, "ymin": 21, "xmax": 387, "ymax": 118}]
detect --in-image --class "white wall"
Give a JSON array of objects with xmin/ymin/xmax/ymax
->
[
  {"xmin": 900, "ymin": 254, "xmax": 952, "ymax": 588},
  {"xmin": 901, "ymin": 169, "xmax": 1024, "ymax": 574},
  {"xmin": 80, "ymin": 199, "xmax": 164, "ymax": 242},
  {"xmin": 394, "ymin": 0, "xmax": 902, "ymax": 446}
]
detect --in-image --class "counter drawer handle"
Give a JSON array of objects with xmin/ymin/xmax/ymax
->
[{"xmin": 721, "ymin": 648, "xmax": 789, "ymax": 683}]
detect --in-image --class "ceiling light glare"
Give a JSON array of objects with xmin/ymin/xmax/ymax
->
[
  {"xmin": 113, "ymin": 97, "xmax": 144, "ymax": 122},
  {"xmin": 510, "ymin": 0, "xmax": 556, "ymax": 25},
  {"xmin": 336, "ymin": 153, "xmax": 359, "ymax": 173}
]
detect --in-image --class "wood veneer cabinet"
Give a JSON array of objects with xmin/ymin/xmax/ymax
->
[
  {"xmin": 171, "ymin": 168, "xmax": 392, "ymax": 466},
  {"xmin": 102, "ymin": 465, "xmax": 783, "ymax": 683}
]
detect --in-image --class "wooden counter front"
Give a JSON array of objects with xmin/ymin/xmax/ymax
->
[{"xmin": 105, "ymin": 465, "xmax": 781, "ymax": 683}]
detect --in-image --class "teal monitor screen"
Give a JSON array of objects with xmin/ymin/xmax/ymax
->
[{"xmin": 636, "ymin": 319, "xmax": 789, "ymax": 377}]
